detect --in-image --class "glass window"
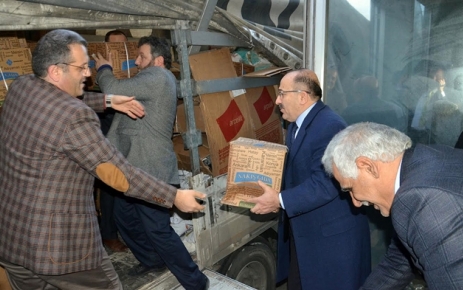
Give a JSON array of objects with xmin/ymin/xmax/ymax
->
[{"xmin": 325, "ymin": 0, "xmax": 463, "ymax": 148}]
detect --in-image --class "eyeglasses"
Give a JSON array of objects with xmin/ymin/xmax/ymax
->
[
  {"xmin": 277, "ymin": 90, "xmax": 311, "ymax": 97},
  {"xmin": 55, "ymin": 63, "xmax": 90, "ymax": 73}
]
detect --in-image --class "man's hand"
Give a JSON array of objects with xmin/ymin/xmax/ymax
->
[
  {"xmin": 111, "ymin": 95, "xmax": 145, "ymax": 119},
  {"xmin": 174, "ymin": 190, "xmax": 207, "ymax": 213},
  {"xmin": 247, "ymin": 180, "xmax": 281, "ymax": 214},
  {"xmin": 92, "ymin": 52, "xmax": 113, "ymax": 70}
]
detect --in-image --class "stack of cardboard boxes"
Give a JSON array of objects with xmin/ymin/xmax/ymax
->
[
  {"xmin": 0, "ymin": 37, "xmax": 33, "ymax": 111},
  {"xmin": 173, "ymin": 48, "xmax": 285, "ymax": 177},
  {"xmin": 86, "ymin": 41, "xmax": 139, "ymax": 90}
]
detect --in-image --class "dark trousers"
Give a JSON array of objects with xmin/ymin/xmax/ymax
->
[
  {"xmin": 288, "ymin": 226, "xmax": 302, "ymax": 290},
  {"xmin": 99, "ymin": 184, "xmax": 119, "ymax": 240},
  {"xmin": 0, "ymin": 252, "xmax": 121, "ymax": 290},
  {"xmin": 113, "ymin": 191, "xmax": 206, "ymax": 290}
]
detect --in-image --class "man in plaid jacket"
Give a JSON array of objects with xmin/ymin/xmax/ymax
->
[{"xmin": 0, "ymin": 29, "xmax": 206, "ymax": 290}]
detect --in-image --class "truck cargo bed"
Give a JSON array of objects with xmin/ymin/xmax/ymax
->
[{"xmin": 109, "ymin": 250, "xmax": 255, "ymax": 290}]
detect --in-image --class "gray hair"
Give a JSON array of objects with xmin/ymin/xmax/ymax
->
[
  {"xmin": 32, "ymin": 29, "xmax": 87, "ymax": 78},
  {"xmin": 322, "ymin": 122, "xmax": 412, "ymax": 178}
]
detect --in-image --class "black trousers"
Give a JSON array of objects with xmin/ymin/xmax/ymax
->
[
  {"xmin": 113, "ymin": 189, "xmax": 207, "ymax": 290},
  {"xmin": 288, "ymin": 226, "xmax": 302, "ymax": 290}
]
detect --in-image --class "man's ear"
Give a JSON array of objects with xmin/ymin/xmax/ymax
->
[
  {"xmin": 47, "ymin": 64, "xmax": 62, "ymax": 83},
  {"xmin": 355, "ymin": 156, "xmax": 379, "ymax": 178},
  {"xmin": 154, "ymin": 55, "xmax": 164, "ymax": 68}
]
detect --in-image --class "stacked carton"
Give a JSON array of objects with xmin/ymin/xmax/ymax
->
[
  {"xmin": 174, "ymin": 48, "xmax": 284, "ymax": 176},
  {"xmin": 86, "ymin": 42, "xmax": 139, "ymax": 90},
  {"xmin": 0, "ymin": 37, "xmax": 33, "ymax": 107}
]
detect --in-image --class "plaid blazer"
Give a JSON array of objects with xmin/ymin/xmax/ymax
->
[{"xmin": 0, "ymin": 75, "xmax": 176, "ymax": 275}]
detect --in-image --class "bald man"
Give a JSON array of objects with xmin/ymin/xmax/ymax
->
[{"xmin": 248, "ymin": 69, "xmax": 371, "ymax": 290}]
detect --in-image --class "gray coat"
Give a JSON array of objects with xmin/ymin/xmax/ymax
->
[{"xmin": 97, "ymin": 66, "xmax": 179, "ymax": 184}]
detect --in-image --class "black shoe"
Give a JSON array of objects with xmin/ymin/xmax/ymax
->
[
  {"xmin": 201, "ymin": 277, "xmax": 210, "ymax": 290},
  {"xmin": 127, "ymin": 263, "xmax": 167, "ymax": 277}
]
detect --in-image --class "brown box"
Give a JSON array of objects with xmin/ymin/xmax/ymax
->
[
  {"xmin": 0, "ymin": 48, "xmax": 33, "ymax": 102},
  {"xmin": 246, "ymin": 85, "xmax": 283, "ymax": 144},
  {"xmin": 175, "ymin": 97, "xmax": 206, "ymax": 133},
  {"xmin": 0, "ymin": 37, "xmax": 28, "ymax": 49},
  {"xmin": 221, "ymin": 137, "xmax": 288, "ymax": 208},
  {"xmin": 87, "ymin": 42, "xmax": 138, "ymax": 90},
  {"xmin": 173, "ymin": 133, "xmax": 212, "ymax": 176},
  {"xmin": 233, "ymin": 61, "xmax": 255, "ymax": 76},
  {"xmin": 189, "ymin": 48, "xmax": 256, "ymax": 176}
]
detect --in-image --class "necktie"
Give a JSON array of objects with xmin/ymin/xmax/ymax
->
[{"xmin": 292, "ymin": 124, "xmax": 298, "ymax": 141}]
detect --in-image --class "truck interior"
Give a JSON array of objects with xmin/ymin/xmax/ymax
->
[{"xmin": 1, "ymin": 0, "xmax": 462, "ymax": 289}]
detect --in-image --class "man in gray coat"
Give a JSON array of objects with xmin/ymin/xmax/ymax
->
[
  {"xmin": 322, "ymin": 122, "xmax": 463, "ymax": 289},
  {"xmin": 94, "ymin": 36, "xmax": 209, "ymax": 290}
]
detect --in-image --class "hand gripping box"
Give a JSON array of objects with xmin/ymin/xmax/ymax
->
[{"xmin": 221, "ymin": 137, "xmax": 288, "ymax": 208}]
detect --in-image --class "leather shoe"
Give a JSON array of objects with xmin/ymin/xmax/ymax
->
[
  {"xmin": 103, "ymin": 239, "xmax": 128, "ymax": 252},
  {"xmin": 127, "ymin": 263, "xmax": 167, "ymax": 277},
  {"xmin": 201, "ymin": 277, "xmax": 210, "ymax": 290}
]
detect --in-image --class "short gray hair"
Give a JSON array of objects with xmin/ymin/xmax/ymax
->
[
  {"xmin": 32, "ymin": 29, "xmax": 87, "ymax": 78},
  {"xmin": 322, "ymin": 122, "xmax": 412, "ymax": 178}
]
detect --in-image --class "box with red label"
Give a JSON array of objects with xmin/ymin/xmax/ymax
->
[
  {"xmin": 189, "ymin": 48, "xmax": 256, "ymax": 176},
  {"xmin": 245, "ymin": 85, "xmax": 283, "ymax": 144},
  {"xmin": 86, "ymin": 42, "xmax": 138, "ymax": 90},
  {"xmin": 0, "ymin": 48, "xmax": 33, "ymax": 104}
]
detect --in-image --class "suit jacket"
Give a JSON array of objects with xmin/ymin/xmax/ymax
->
[
  {"xmin": 0, "ymin": 75, "xmax": 177, "ymax": 275},
  {"xmin": 97, "ymin": 66, "xmax": 179, "ymax": 184},
  {"xmin": 361, "ymin": 144, "xmax": 463, "ymax": 290},
  {"xmin": 277, "ymin": 101, "xmax": 371, "ymax": 290}
]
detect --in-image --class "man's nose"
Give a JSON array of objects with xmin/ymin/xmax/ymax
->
[{"xmin": 350, "ymin": 193, "xmax": 362, "ymax": 207}]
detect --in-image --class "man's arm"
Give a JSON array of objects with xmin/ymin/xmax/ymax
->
[
  {"xmin": 394, "ymin": 187, "xmax": 463, "ymax": 289},
  {"xmin": 282, "ymin": 120, "xmax": 345, "ymax": 217},
  {"xmin": 360, "ymin": 235, "xmax": 414, "ymax": 290},
  {"xmin": 82, "ymin": 91, "xmax": 145, "ymax": 119},
  {"xmin": 63, "ymin": 106, "xmax": 204, "ymax": 213}
]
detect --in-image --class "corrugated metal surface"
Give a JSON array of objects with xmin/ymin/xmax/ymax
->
[{"xmin": 0, "ymin": 0, "xmax": 304, "ymax": 68}]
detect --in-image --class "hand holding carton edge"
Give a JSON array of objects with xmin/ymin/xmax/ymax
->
[{"xmin": 221, "ymin": 137, "xmax": 287, "ymax": 209}]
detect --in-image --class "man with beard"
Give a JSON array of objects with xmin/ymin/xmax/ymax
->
[{"xmin": 93, "ymin": 36, "xmax": 209, "ymax": 290}]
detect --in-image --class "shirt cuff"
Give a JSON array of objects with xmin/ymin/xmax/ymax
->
[
  {"xmin": 279, "ymin": 193, "xmax": 285, "ymax": 210},
  {"xmin": 97, "ymin": 64, "xmax": 113, "ymax": 73}
]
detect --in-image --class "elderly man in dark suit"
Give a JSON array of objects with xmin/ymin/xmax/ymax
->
[
  {"xmin": 248, "ymin": 69, "xmax": 371, "ymax": 290},
  {"xmin": 0, "ymin": 29, "xmax": 206, "ymax": 290},
  {"xmin": 322, "ymin": 122, "xmax": 463, "ymax": 289}
]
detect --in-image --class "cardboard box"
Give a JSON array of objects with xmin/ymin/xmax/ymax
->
[
  {"xmin": 189, "ymin": 48, "xmax": 256, "ymax": 176},
  {"xmin": 175, "ymin": 97, "xmax": 206, "ymax": 132},
  {"xmin": 243, "ymin": 66, "xmax": 291, "ymax": 77},
  {"xmin": 233, "ymin": 61, "xmax": 255, "ymax": 76},
  {"xmin": 0, "ymin": 37, "xmax": 28, "ymax": 49},
  {"xmin": 221, "ymin": 137, "xmax": 288, "ymax": 208},
  {"xmin": 173, "ymin": 133, "xmax": 212, "ymax": 176},
  {"xmin": 86, "ymin": 42, "xmax": 138, "ymax": 90},
  {"xmin": 246, "ymin": 85, "xmax": 283, "ymax": 144},
  {"xmin": 0, "ymin": 48, "xmax": 33, "ymax": 102}
]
